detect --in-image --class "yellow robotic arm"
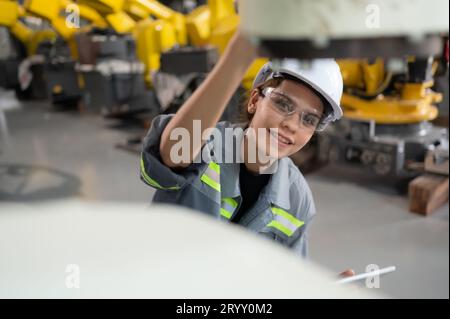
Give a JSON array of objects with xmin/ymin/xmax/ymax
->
[
  {"xmin": 23, "ymin": 0, "xmax": 75, "ymax": 40},
  {"xmin": 0, "ymin": 0, "xmax": 58, "ymax": 56},
  {"xmin": 77, "ymin": 0, "xmax": 136, "ymax": 34},
  {"xmin": 0, "ymin": 0, "xmax": 33, "ymax": 44},
  {"xmin": 125, "ymin": 0, "xmax": 187, "ymax": 45},
  {"xmin": 23, "ymin": 0, "xmax": 137, "ymax": 57},
  {"xmin": 185, "ymin": 0, "xmax": 267, "ymax": 91},
  {"xmin": 337, "ymin": 58, "xmax": 443, "ymax": 124},
  {"xmin": 127, "ymin": 0, "xmax": 187, "ymax": 82},
  {"xmin": 60, "ymin": 0, "xmax": 109, "ymax": 29},
  {"xmin": 185, "ymin": 0, "xmax": 235, "ymax": 48}
]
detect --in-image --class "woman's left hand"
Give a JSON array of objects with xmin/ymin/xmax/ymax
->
[{"xmin": 339, "ymin": 269, "xmax": 356, "ymax": 278}]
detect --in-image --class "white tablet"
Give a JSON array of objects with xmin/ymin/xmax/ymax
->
[{"xmin": 336, "ymin": 266, "xmax": 396, "ymax": 284}]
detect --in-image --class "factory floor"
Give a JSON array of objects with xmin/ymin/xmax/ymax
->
[{"xmin": 1, "ymin": 91, "xmax": 448, "ymax": 299}]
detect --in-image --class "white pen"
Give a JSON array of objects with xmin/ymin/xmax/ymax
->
[{"xmin": 335, "ymin": 266, "xmax": 397, "ymax": 284}]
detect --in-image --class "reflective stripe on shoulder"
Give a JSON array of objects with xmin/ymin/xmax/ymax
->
[
  {"xmin": 201, "ymin": 161, "xmax": 221, "ymax": 192},
  {"xmin": 267, "ymin": 206, "xmax": 305, "ymax": 237},
  {"xmin": 140, "ymin": 157, "xmax": 181, "ymax": 191}
]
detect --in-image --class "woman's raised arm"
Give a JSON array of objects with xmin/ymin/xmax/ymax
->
[{"xmin": 159, "ymin": 32, "xmax": 257, "ymax": 169}]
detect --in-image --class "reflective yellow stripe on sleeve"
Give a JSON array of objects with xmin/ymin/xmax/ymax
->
[
  {"xmin": 140, "ymin": 157, "xmax": 181, "ymax": 191},
  {"xmin": 267, "ymin": 206, "xmax": 305, "ymax": 237}
]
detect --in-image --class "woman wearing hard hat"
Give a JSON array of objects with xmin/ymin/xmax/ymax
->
[{"xmin": 140, "ymin": 31, "xmax": 346, "ymax": 264}]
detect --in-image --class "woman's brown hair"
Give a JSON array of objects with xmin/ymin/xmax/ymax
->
[{"xmin": 239, "ymin": 77, "xmax": 284, "ymax": 124}]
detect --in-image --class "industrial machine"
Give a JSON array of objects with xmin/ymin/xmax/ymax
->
[
  {"xmin": 239, "ymin": 0, "xmax": 448, "ymax": 60},
  {"xmin": 239, "ymin": 0, "xmax": 449, "ymax": 180},
  {"xmin": 0, "ymin": 0, "xmax": 53, "ymax": 99},
  {"xmin": 75, "ymin": 28, "xmax": 155, "ymax": 116},
  {"xmin": 3, "ymin": 0, "xmax": 247, "ymax": 116},
  {"xmin": 317, "ymin": 56, "xmax": 449, "ymax": 178},
  {"xmin": 0, "ymin": 24, "xmax": 27, "ymax": 95},
  {"xmin": 19, "ymin": 0, "xmax": 110, "ymax": 105},
  {"xmin": 74, "ymin": 0, "xmax": 157, "ymax": 116},
  {"xmin": 142, "ymin": 0, "xmax": 267, "ymax": 121},
  {"xmin": 185, "ymin": 0, "xmax": 267, "ymax": 91},
  {"xmin": 126, "ymin": 0, "xmax": 187, "ymax": 85},
  {"xmin": 121, "ymin": 0, "xmax": 261, "ymax": 120}
]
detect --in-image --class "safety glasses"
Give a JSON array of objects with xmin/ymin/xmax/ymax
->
[{"xmin": 260, "ymin": 87, "xmax": 331, "ymax": 132}]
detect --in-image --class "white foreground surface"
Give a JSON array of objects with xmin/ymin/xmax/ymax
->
[{"xmin": 0, "ymin": 201, "xmax": 377, "ymax": 299}]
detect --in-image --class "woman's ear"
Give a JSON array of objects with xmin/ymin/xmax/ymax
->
[{"xmin": 248, "ymin": 89, "xmax": 261, "ymax": 114}]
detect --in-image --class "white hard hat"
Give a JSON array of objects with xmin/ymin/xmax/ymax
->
[{"xmin": 252, "ymin": 59, "xmax": 344, "ymax": 124}]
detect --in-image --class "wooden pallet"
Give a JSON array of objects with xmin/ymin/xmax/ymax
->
[{"xmin": 409, "ymin": 174, "xmax": 449, "ymax": 216}]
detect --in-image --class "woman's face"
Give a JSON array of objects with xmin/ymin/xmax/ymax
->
[{"xmin": 247, "ymin": 79, "xmax": 325, "ymax": 159}]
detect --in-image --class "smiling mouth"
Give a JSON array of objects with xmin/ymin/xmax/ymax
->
[{"xmin": 268, "ymin": 129, "xmax": 293, "ymax": 146}]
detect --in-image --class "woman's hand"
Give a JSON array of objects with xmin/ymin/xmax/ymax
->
[
  {"xmin": 228, "ymin": 29, "xmax": 259, "ymax": 65},
  {"xmin": 234, "ymin": 30, "xmax": 259, "ymax": 57}
]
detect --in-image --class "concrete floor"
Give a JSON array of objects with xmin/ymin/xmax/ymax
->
[{"xmin": 1, "ymin": 91, "xmax": 448, "ymax": 298}]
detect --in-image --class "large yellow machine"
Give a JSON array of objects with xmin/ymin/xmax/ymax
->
[
  {"xmin": 0, "ymin": 0, "xmax": 58, "ymax": 97},
  {"xmin": 127, "ymin": 0, "xmax": 185, "ymax": 84},
  {"xmin": 338, "ymin": 58, "xmax": 443, "ymax": 124},
  {"xmin": 77, "ymin": 0, "xmax": 136, "ymax": 34},
  {"xmin": 125, "ymin": 0, "xmax": 265, "ymax": 89},
  {"xmin": 68, "ymin": 0, "xmax": 158, "ymax": 115},
  {"xmin": 16, "ymin": 0, "xmax": 110, "ymax": 103},
  {"xmin": 23, "ymin": 0, "xmax": 112, "ymax": 57},
  {"xmin": 128, "ymin": 0, "xmax": 261, "ymax": 87},
  {"xmin": 0, "ymin": 0, "xmax": 61, "ymax": 58},
  {"xmin": 0, "ymin": 0, "xmax": 33, "ymax": 46},
  {"xmin": 312, "ymin": 55, "xmax": 448, "ymax": 178},
  {"xmin": 2, "ymin": 0, "xmax": 266, "ymax": 103},
  {"xmin": 185, "ymin": 0, "xmax": 267, "ymax": 91},
  {"xmin": 0, "ymin": 1, "xmax": 31, "ymax": 92}
]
